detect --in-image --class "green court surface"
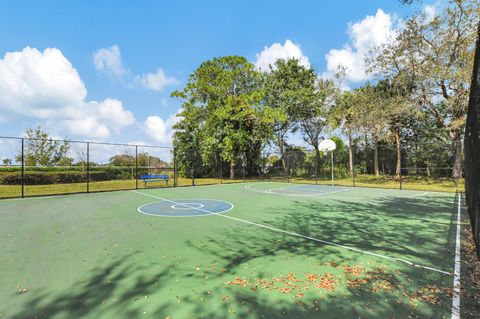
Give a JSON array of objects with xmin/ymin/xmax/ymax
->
[{"xmin": 0, "ymin": 182, "xmax": 468, "ymax": 318}]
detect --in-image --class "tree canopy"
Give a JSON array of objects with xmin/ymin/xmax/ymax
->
[
  {"xmin": 169, "ymin": 0, "xmax": 479, "ymax": 180},
  {"xmin": 172, "ymin": 56, "xmax": 279, "ymax": 178}
]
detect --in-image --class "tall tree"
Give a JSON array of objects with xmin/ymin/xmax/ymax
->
[
  {"xmin": 330, "ymin": 89, "xmax": 357, "ymax": 179},
  {"xmin": 355, "ymin": 83, "xmax": 388, "ymax": 176},
  {"xmin": 375, "ymin": 78, "xmax": 416, "ymax": 178},
  {"xmin": 172, "ymin": 102, "xmax": 203, "ymax": 177},
  {"xmin": 172, "ymin": 56, "xmax": 278, "ymax": 179},
  {"xmin": 263, "ymin": 58, "xmax": 310, "ymax": 173},
  {"xmin": 290, "ymin": 67, "xmax": 335, "ymax": 174},
  {"xmin": 371, "ymin": 0, "xmax": 480, "ymax": 178}
]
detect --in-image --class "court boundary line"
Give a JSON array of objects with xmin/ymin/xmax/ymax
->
[
  {"xmin": 245, "ymin": 184, "xmax": 350, "ymax": 197},
  {"xmin": 132, "ymin": 189, "xmax": 452, "ymax": 276},
  {"xmin": 245, "ymin": 182, "xmax": 430, "ymax": 198},
  {"xmin": 451, "ymin": 192, "xmax": 462, "ymax": 319},
  {"xmin": 0, "ymin": 179, "xmax": 450, "ymax": 203},
  {"xmin": 265, "ymin": 187, "xmax": 350, "ymax": 197},
  {"xmin": 137, "ymin": 198, "xmax": 234, "ymax": 218}
]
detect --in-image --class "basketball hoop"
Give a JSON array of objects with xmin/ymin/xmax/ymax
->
[
  {"xmin": 319, "ymin": 139, "xmax": 336, "ymax": 153},
  {"xmin": 318, "ymin": 139, "xmax": 336, "ymax": 188}
]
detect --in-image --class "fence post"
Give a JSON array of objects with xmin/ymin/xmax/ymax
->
[
  {"xmin": 315, "ymin": 152, "xmax": 318, "ymax": 185},
  {"xmin": 352, "ymin": 147, "xmax": 355, "ymax": 187},
  {"xmin": 286, "ymin": 154, "xmax": 290, "ymax": 183},
  {"xmin": 191, "ymin": 162, "xmax": 195, "ymax": 186},
  {"xmin": 219, "ymin": 153, "xmax": 223, "ymax": 184},
  {"xmin": 399, "ymin": 167, "xmax": 403, "ymax": 190},
  {"xmin": 173, "ymin": 147, "xmax": 177, "ymax": 187},
  {"xmin": 135, "ymin": 145, "xmax": 138, "ymax": 190},
  {"xmin": 331, "ymin": 151, "xmax": 334, "ymax": 188},
  {"xmin": 86, "ymin": 142, "xmax": 90, "ymax": 193},
  {"xmin": 21, "ymin": 138, "xmax": 24, "ymax": 198},
  {"xmin": 243, "ymin": 161, "xmax": 246, "ymax": 183},
  {"xmin": 399, "ymin": 144, "xmax": 403, "ymax": 190}
]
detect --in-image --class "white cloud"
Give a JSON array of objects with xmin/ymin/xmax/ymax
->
[
  {"xmin": 423, "ymin": 4, "xmax": 437, "ymax": 22},
  {"xmin": 93, "ymin": 45, "xmax": 126, "ymax": 78},
  {"xmin": 135, "ymin": 68, "xmax": 179, "ymax": 91},
  {"xmin": 0, "ymin": 47, "xmax": 135, "ymax": 139},
  {"xmin": 61, "ymin": 117, "xmax": 111, "ymax": 139},
  {"xmin": 144, "ymin": 113, "xmax": 179, "ymax": 145},
  {"xmin": 323, "ymin": 9, "xmax": 398, "ymax": 83},
  {"xmin": 0, "ymin": 47, "xmax": 87, "ymax": 116},
  {"xmin": 60, "ymin": 99, "xmax": 134, "ymax": 139},
  {"xmin": 97, "ymin": 98, "xmax": 135, "ymax": 128},
  {"xmin": 255, "ymin": 40, "xmax": 310, "ymax": 71},
  {"xmin": 93, "ymin": 45, "xmax": 178, "ymax": 92}
]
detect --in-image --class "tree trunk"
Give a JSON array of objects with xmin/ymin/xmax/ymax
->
[
  {"xmin": 230, "ymin": 161, "xmax": 235, "ymax": 179},
  {"xmin": 348, "ymin": 130, "xmax": 354, "ymax": 179},
  {"xmin": 374, "ymin": 140, "xmax": 380, "ymax": 177},
  {"xmin": 395, "ymin": 128, "xmax": 401, "ymax": 178},
  {"xmin": 314, "ymin": 147, "xmax": 321, "ymax": 178},
  {"xmin": 280, "ymin": 143, "xmax": 288, "ymax": 175},
  {"xmin": 451, "ymin": 128, "xmax": 463, "ymax": 179}
]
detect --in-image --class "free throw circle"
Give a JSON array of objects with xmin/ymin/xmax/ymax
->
[{"xmin": 138, "ymin": 199, "xmax": 233, "ymax": 217}]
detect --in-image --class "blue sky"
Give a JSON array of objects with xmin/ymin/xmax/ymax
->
[{"xmin": 0, "ymin": 0, "xmax": 435, "ymax": 148}]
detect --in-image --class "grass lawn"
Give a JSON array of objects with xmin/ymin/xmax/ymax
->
[
  {"xmin": 0, "ymin": 177, "xmax": 248, "ymax": 198},
  {"xmin": 0, "ymin": 174, "xmax": 462, "ymax": 199},
  {"xmin": 291, "ymin": 174, "xmax": 463, "ymax": 193}
]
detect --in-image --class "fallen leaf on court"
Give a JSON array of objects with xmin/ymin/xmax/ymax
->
[
  {"xmin": 225, "ymin": 278, "xmax": 250, "ymax": 287},
  {"xmin": 280, "ymin": 287, "xmax": 291, "ymax": 293}
]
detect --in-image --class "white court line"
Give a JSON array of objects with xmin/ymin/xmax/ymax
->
[
  {"xmin": 132, "ymin": 190, "xmax": 452, "ymax": 276},
  {"xmin": 137, "ymin": 198, "xmax": 234, "ymax": 218},
  {"xmin": 451, "ymin": 192, "xmax": 462, "ymax": 319},
  {"xmin": 408, "ymin": 191, "xmax": 429, "ymax": 197},
  {"xmin": 265, "ymin": 188, "xmax": 350, "ymax": 197},
  {"xmin": 244, "ymin": 182, "xmax": 430, "ymax": 198},
  {"xmin": 245, "ymin": 184, "xmax": 350, "ymax": 197}
]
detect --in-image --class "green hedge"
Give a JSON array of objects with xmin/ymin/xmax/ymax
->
[
  {"xmin": 0, "ymin": 167, "xmax": 173, "ymax": 185},
  {"xmin": 0, "ymin": 166, "xmax": 87, "ymax": 173},
  {"xmin": 0, "ymin": 171, "xmax": 132, "ymax": 185}
]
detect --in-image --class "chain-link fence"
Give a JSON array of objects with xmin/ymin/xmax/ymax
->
[
  {"xmin": 464, "ymin": 23, "xmax": 480, "ymax": 257},
  {"xmin": 0, "ymin": 137, "xmax": 174, "ymax": 198},
  {"xmin": 253, "ymin": 143, "xmax": 462, "ymax": 192},
  {"xmin": 0, "ymin": 136, "xmax": 465, "ymax": 199}
]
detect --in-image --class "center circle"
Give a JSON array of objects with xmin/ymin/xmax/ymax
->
[
  {"xmin": 138, "ymin": 199, "xmax": 233, "ymax": 217},
  {"xmin": 171, "ymin": 203, "xmax": 205, "ymax": 210}
]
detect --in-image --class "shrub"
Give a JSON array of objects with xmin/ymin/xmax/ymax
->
[
  {"xmin": 0, "ymin": 171, "xmax": 115, "ymax": 185},
  {"xmin": 0, "ymin": 166, "xmax": 86, "ymax": 173}
]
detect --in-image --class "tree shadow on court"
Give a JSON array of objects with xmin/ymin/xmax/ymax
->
[
  {"xmin": 182, "ymin": 277, "xmax": 452, "ymax": 319},
  {"xmin": 6, "ymin": 249, "xmax": 436, "ymax": 319},
  {"xmin": 301, "ymin": 196, "xmax": 457, "ymax": 268},
  {"xmin": 180, "ymin": 194, "xmax": 457, "ymax": 318},
  {"xmin": 7, "ymin": 252, "xmax": 174, "ymax": 319},
  {"xmin": 6, "ymin": 194, "xmax": 457, "ymax": 319},
  {"xmin": 188, "ymin": 194, "xmax": 457, "ymax": 274}
]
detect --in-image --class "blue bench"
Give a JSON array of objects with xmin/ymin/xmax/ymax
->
[{"xmin": 139, "ymin": 174, "xmax": 169, "ymax": 187}]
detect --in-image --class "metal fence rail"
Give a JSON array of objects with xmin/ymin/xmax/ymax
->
[{"xmin": 0, "ymin": 136, "xmax": 465, "ymax": 200}]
